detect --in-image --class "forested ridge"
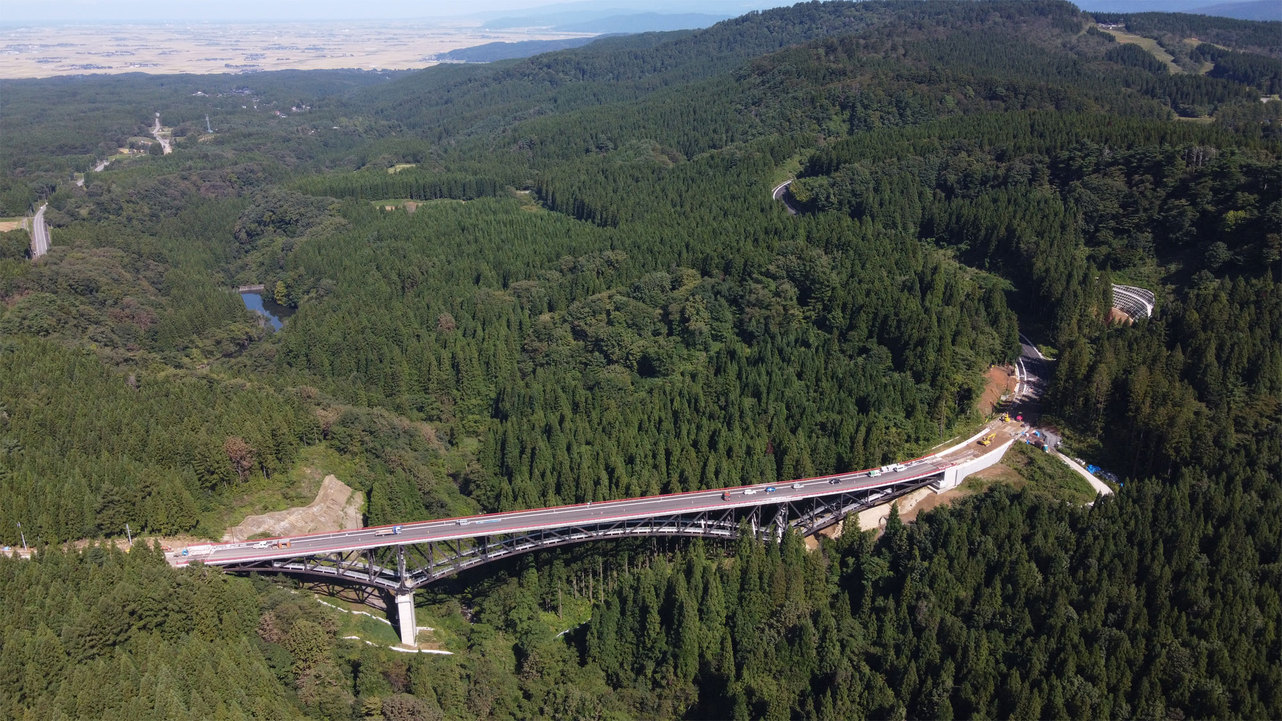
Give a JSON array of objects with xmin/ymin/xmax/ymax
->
[{"xmin": 1, "ymin": 0, "xmax": 1279, "ymax": 718}]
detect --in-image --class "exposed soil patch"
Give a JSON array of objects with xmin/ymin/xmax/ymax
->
[
  {"xmin": 899, "ymin": 485, "xmax": 973, "ymax": 523},
  {"xmin": 979, "ymin": 365, "xmax": 1017, "ymax": 416},
  {"xmin": 804, "ymin": 486, "xmax": 956, "ymax": 549},
  {"xmin": 1108, "ymin": 307, "xmax": 1134, "ymax": 325},
  {"xmin": 222, "ymin": 475, "xmax": 364, "ymax": 541}
]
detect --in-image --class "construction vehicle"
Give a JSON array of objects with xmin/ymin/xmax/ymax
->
[{"xmin": 979, "ymin": 432, "xmax": 997, "ymax": 446}]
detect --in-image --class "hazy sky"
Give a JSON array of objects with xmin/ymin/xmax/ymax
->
[
  {"xmin": 0, "ymin": 0, "xmax": 785, "ymax": 23},
  {"xmin": 0, "ymin": 0, "xmax": 1259, "ymax": 25}
]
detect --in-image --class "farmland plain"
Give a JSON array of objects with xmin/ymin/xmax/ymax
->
[{"xmin": 0, "ymin": 21, "xmax": 592, "ymax": 79}]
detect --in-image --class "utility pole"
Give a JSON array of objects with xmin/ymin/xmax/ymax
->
[
  {"xmin": 17, "ymin": 522, "xmax": 27, "ymax": 552},
  {"xmin": 125, "ymin": 523, "xmax": 133, "ymax": 547}
]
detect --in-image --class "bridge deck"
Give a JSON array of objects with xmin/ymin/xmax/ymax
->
[{"xmin": 173, "ymin": 420, "xmax": 1016, "ymax": 573}]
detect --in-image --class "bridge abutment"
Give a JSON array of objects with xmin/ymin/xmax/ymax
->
[{"xmin": 395, "ymin": 591, "xmax": 417, "ymax": 646}]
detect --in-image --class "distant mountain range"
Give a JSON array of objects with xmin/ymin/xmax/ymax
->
[
  {"xmin": 483, "ymin": 10, "xmax": 729, "ymax": 33},
  {"xmin": 432, "ymin": 36, "xmax": 609, "ymax": 63},
  {"xmin": 1188, "ymin": 0, "xmax": 1281, "ymax": 21},
  {"xmin": 1077, "ymin": 0, "xmax": 1280, "ymax": 20},
  {"xmin": 482, "ymin": 0, "xmax": 1281, "ymax": 29}
]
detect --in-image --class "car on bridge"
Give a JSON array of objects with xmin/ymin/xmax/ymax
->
[
  {"xmin": 765, "ymin": 486, "xmax": 777, "ymax": 493},
  {"xmin": 792, "ymin": 482, "xmax": 803, "ymax": 489}
]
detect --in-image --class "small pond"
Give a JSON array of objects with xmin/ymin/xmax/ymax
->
[{"xmin": 239, "ymin": 292, "xmax": 294, "ymax": 331}]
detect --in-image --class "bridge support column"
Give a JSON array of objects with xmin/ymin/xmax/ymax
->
[{"xmin": 395, "ymin": 591, "xmax": 417, "ymax": 647}]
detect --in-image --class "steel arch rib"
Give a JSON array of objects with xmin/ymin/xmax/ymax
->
[{"xmin": 215, "ymin": 475, "xmax": 937, "ymax": 591}]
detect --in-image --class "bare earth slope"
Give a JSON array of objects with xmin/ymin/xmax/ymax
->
[{"xmin": 222, "ymin": 475, "xmax": 363, "ymax": 542}]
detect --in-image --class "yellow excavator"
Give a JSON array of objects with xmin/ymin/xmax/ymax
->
[{"xmin": 979, "ymin": 432, "xmax": 997, "ymax": 446}]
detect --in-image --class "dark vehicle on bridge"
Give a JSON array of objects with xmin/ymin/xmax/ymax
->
[{"xmin": 722, "ymin": 491, "xmax": 730, "ymax": 500}]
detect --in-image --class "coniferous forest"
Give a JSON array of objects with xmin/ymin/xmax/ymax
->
[{"xmin": 1, "ymin": 1, "xmax": 1279, "ymax": 719}]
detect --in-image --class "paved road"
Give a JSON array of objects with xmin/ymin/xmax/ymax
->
[
  {"xmin": 1054, "ymin": 452, "xmax": 1114, "ymax": 497},
  {"xmin": 29, "ymin": 204, "xmax": 49, "ymax": 259},
  {"xmin": 1015, "ymin": 334, "xmax": 1051, "ymax": 421},
  {"xmin": 772, "ymin": 179, "xmax": 798, "ymax": 215},
  {"xmin": 173, "ymin": 450, "xmax": 991, "ymax": 568},
  {"xmin": 152, "ymin": 116, "xmax": 171, "ymax": 154},
  {"xmin": 1013, "ymin": 335, "xmax": 1114, "ymax": 497}
]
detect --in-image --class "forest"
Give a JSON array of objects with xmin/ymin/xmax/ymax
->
[{"xmin": 0, "ymin": 1, "xmax": 1279, "ymax": 718}]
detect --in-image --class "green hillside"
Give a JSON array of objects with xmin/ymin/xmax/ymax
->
[{"xmin": 0, "ymin": 1, "xmax": 1278, "ymax": 718}]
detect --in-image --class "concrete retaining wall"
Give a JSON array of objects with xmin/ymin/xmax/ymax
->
[{"xmin": 938, "ymin": 440, "xmax": 1014, "ymax": 491}]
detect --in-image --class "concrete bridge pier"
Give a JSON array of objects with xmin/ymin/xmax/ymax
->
[{"xmin": 395, "ymin": 591, "xmax": 417, "ymax": 646}]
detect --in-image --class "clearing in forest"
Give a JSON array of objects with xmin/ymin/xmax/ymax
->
[
  {"xmin": 1101, "ymin": 29, "xmax": 1182, "ymax": 73},
  {"xmin": 222, "ymin": 474, "xmax": 364, "ymax": 542}
]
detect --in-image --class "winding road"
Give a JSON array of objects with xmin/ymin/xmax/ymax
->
[
  {"xmin": 152, "ymin": 115, "xmax": 171, "ymax": 154},
  {"xmin": 772, "ymin": 179, "xmax": 798, "ymax": 215}
]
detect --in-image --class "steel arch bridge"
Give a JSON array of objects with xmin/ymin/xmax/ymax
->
[
  {"xmin": 221, "ymin": 477, "xmax": 933, "ymax": 591},
  {"xmin": 214, "ymin": 475, "xmax": 941, "ymax": 644}
]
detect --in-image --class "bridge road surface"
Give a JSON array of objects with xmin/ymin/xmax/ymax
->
[
  {"xmin": 29, "ymin": 203, "xmax": 49, "ymax": 259},
  {"xmin": 171, "ymin": 445, "xmax": 999, "ymax": 569}
]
